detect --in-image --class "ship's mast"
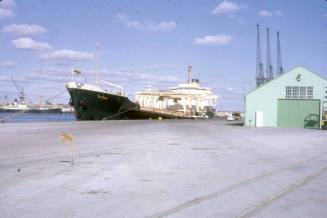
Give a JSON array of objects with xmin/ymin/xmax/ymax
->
[
  {"xmin": 188, "ymin": 65, "xmax": 192, "ymax": 84},
  {"xmin": 96, "ymin": 42, "xmax": 100, "ymax": 85}
]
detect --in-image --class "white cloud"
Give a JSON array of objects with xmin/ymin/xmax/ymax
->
[
  {"xmin": 258, "ymin": 10, "xmax": 273, "ymax": 17},
  {"xmin": 35, "ymin": 67, "xmax": 69, "ymax": 76},
  {"xmin": 41, "ymin": 50, "xmax": 94, "ymax": 62},
  {"xmin": 119, "ymin": 64, "xmax": 174, "ymax": 73},
  {"xmin": 121, "ymin": 65, "xmax": 136, "ymax": 72},
  {"xmin": 194, "ymin": 34, "xmax": 233, "ymax": 45},
  {"xmin": 12, "ymin": 38, "xmax": 52, "ymax": 51},
  {"xmin": 3, "ymin": 24, "xmax": 46, "ymax": 35},
  {"xmin": 226, "ymin": 14, "xmax": 247, "ymax": 25},
  {"xmin": 258, "ymin": 10, "xmax": 283, "ymax": 17},
  {"xmin": 212, "ymin": 1, "xmax": 240, "ymax": 15},
  {"xmin": 116, "ymin": 14, "xmax": 143, "ymax": 30},
  {"xmin": 157, "ymin": 75, "xmax": 178, "ymax": 82},
  {"xmin": 0, "ymin": 61, "xmax": 15, "ymax": 68},
  {"xmin": 0, "ymin": 0, "xmax": 15, "ymax": 8},
  {"xmin": 0, "ymin": 0, "xmax": 15, "ymax": 18},
  {"xmin": 116, "ymin": 14, "xmax": 177, "ymax": 32},
  {"xmin": 147, "ymin": 21, "xmax": 177, "ymax": 32},
  {"xmin": 274, "ymin": 10, "xmax": 283, "ymax": 16},
  {"xmin": 99, "ymin": 68, "xmax": 179, "ymax": 84},
  {"xmin": 142, "ymin": 64, "xmax": 174, "ymax": 71},
  {"xmin": 0, "ymin": 8, "xmax": 14, "ymax": 18}
]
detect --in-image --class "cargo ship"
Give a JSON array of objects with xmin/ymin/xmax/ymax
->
[
  {"xmin": 0, "ymin": 100, "xmax": 62, "ymax": 113},
  {"xmin": 0, "ymin": 76, "xmax": 62, "ymax": 113},
  {"xmin": 66, "ymin": 64, "xmax": 217, "ymax": 120}
]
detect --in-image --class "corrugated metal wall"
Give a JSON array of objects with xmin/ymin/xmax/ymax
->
[{"xmin": 277, "ymin": 99, "xmax": 320, "ymax": 128}]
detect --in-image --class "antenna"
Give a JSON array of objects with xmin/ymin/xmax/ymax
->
[
  {"xmin": 276, "ymin": 31, "xmax": 284, "ymax": 75},
  {"xmin": 146, "ymin": 78, "xmax": 152, "ymax": 91},
  {"xmin": 256, "ymin": 24, "xmax": 265, "ymax": 87},
  {"xmin": 188, "ymin": 65, "xmax": 192, "ymax": 84},
  {"xmin": 95, "ymin": 42, "xmax": 100, "ymax": 85},
  {"xmin": 266, "ymin": 27, "xmax": 273, "ymax": 81}
]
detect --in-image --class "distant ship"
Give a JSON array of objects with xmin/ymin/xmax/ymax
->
[
  {"xmin": 0, "ymin": 76, "xmax": 62, "ymax": 113},
  {"xmin": 66, "ymin": 63, "xmax": 217, "ymax": 120},
  {"xmin": 0, "ymin": 99, "xmax": 62, "ymax": 113}
]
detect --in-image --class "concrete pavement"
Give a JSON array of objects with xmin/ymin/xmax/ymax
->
[{"xmin": 0, "ymin": 120, "xmax": 326, "ymax": 218}]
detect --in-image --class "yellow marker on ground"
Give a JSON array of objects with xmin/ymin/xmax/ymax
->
[{"xmin": 59, "ymin": 133, "xmax": 75, "ymax": 165}]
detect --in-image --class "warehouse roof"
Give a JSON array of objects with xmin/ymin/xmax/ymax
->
[{"xmin": 246, "ymin": 66, "xmax": 327, "ymax": 95}]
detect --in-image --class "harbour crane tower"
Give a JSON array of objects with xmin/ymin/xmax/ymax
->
[
  {"xmin": 266, "ymin": 27, "xmax": 273, "ymax": 81},
  {"xmin": 10, "ymin": 76, "xmax": 26, "ymax": 103},
  {"xmin": 276, "ymin": 31, "xmax": 284, "ymax": 75},
  {"xmin": 256, "ymin": 24, "xmax": 265, "ymax": 87}
]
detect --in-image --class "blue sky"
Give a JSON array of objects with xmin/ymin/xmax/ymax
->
[{"xmin": 0, "ymin": 0, "xmax": 326, "ymax": 111}]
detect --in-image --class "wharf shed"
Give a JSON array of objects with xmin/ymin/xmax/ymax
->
[{"xmin": 245, "ymin": 66, "xmax": 327, "ymax": 129}]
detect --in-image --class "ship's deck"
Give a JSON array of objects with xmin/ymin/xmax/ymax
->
[{"xmin": 139, "ymin": 107, "xmax": 190, "ymax": 118}]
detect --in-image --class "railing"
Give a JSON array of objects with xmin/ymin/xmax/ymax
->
[
  {"xmin": 100, "ymin": 80, "xmax": 125, "ymax": 96},
  {"xmin": 140, "ymin": 107, "xmax": 191, "ymax": 118}
]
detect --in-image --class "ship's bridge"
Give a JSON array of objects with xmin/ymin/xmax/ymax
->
[
  {"xmin": 135, "ymin": 65, "xmax": 218, "ymax": 117},
  {"xmin": 169, "ymin": 81, "xmax": 213, "ymax": 93}
]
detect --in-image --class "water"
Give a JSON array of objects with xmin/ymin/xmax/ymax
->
[{"xmin": 0, "ymin": 112, "xmax": 75, "ymax": 123}]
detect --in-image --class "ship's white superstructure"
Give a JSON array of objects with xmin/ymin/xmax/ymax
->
[
  {"xmin": 1, "ymin": 101, "xmax": 29, "ymax": 111},
  {"xmin": 135, "ymin": 65, "xmax": 218, "ymax": 117}
]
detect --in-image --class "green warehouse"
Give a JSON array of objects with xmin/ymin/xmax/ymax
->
[{"xmin": 245, "ymin": 66, "xmax": 327, "ymax": 129}]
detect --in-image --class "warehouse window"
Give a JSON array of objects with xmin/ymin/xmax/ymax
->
[
  {"xmin": 285, "ymin": 86, "xmax": 292, "ymax": 98},
  {"xmin": 292, "ymin": 86, "xmax": 299, "ymax": 99},
  {"xmin": 285, "ymin": 86, "xmax": 313, "ymax": 99},
  {"xmin": 307, "ymin": 87, "xmax": 313, "ymax": 99},
  {"xmin": 300, "ymin": 86, "xmax": 306, "ymax": 99}
]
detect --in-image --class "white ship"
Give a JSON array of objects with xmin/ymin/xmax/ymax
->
[
  {"xmin": 1, "ymin": 76, "xmax": 62, "ymax": 113},
  {"xmin": 1, "ymin": 101, "xmax": 30, "ymax": 112},
  {"xmin": 135, "ymin": 65, "xmax": 218, "ymax": 118},
  {"xmin": 0, "ymin": 99, "xmax": 62, "ymax": 113}
]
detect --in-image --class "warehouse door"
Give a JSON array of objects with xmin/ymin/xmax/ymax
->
[{"xmin": 277, "ymin": 99, "xmax": 320, "ymax": 128}]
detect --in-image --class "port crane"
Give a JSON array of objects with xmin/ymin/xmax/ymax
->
[
  {"xmin": 10, "ymin": 76, "xmax": 26, "ymax": 103},
  {"xmin": 256, "ymin": 24, "xmax": 265, "ymax": 87},
  {"xmin": 256, "ymin": 24, "xmax": 284, "ymax": 87}
]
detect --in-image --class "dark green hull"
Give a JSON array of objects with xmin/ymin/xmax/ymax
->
[{"xmin": 68, "ymin": 88, "xmax": 184, "ymax": 120}]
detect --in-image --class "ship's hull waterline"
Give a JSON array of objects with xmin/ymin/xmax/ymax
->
[{"xmin": 67, "ymin": 87, "xmax": 187, "ymax": 120}]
